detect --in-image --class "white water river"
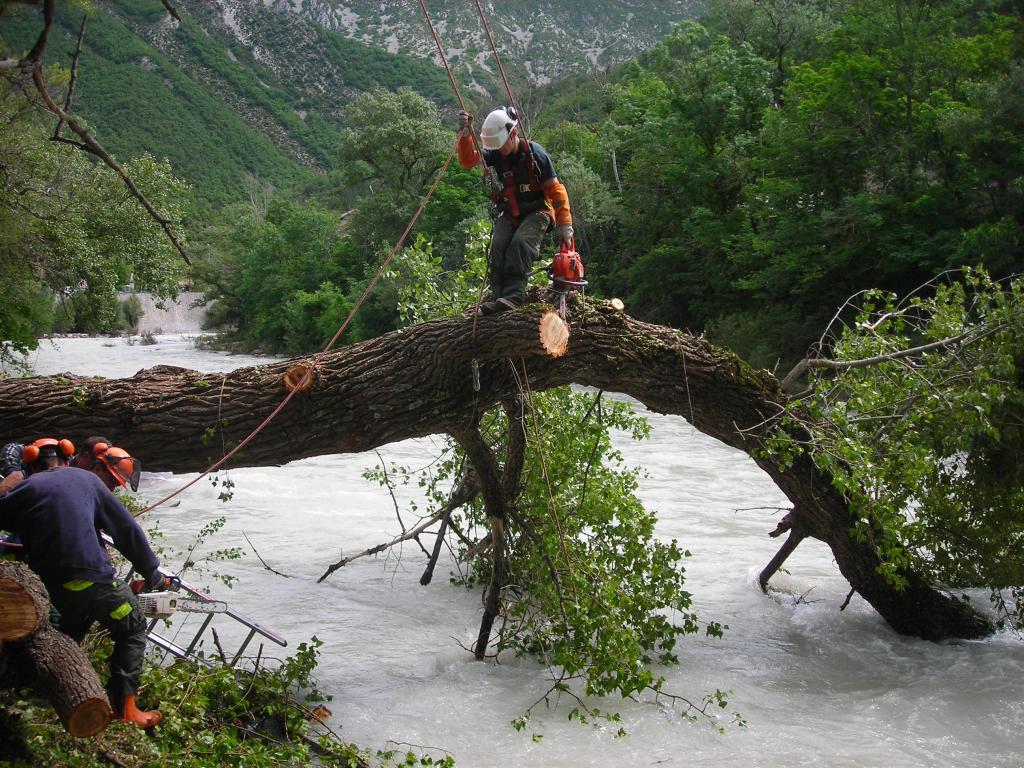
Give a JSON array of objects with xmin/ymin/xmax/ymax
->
[{"xmin": 16, "ymin": 335, "xmax": 1024, "ymax": 767}]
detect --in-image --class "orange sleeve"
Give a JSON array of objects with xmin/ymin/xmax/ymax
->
[
  {"xmin": 543, "ymin": 177, "xmax": 572, "ymax": 226},
  {"xmin": 457, "ymin": 133, "xmax": 481, "ymax": 169}
]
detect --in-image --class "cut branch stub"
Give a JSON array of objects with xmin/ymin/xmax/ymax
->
[{"xmin": 539, "ymin": 311, "xmax": 569, "ymax": 357}]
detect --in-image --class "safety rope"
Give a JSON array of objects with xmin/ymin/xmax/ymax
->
[
  {"xmin": 136, "ymin": 141, "xmax": 460, "ymax": 517},
  {"xmin": 471, "ymin": 0, "xmax": 521, "ymax": 135},
  {"xmin": 414, "ymin": 0, "xmax": 494, "ymax": 367}
]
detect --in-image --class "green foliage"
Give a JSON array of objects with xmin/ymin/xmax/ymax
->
[
  {"xmin": 599, "ymin": 21, "xmax": 773, "ymax": 335},
  {"xmin": 119, "ymin": 293, "xmax": 145, "ymax": 333},
  {"xmin": 196, "ymin": 199, "xmax": 363, "ymax": 353},
  {"xmin": 332, "ymin": 88, "xmax": 455, "ymax": 252},
  {"xmin": 0, "ymin": 636, "xmax": 378, "ymax": 767},
  {"xmin": 0, "ymin": 1, "xmax": 454, "ymax": 213},
  {"xmin": 375, "ymin": 239, "xmax": 737, "ymax": 732},
  {"xmin": 199, "ymin": 88, "xmax": 483, "ymax": 353},
  {"xmin": 531, "ymin": 1, "xmax": 1023, "ymax": 368},
  {"xmin": 388, "ymin": 221, "xmax": 491, "ymax": 325},
  {"xmin": 767, "ymin": 269, "xmax": 1024, "ymax": 626},
  {"xmin": 0, "ymin": 81, "xmax": 186, "ymax": 362}
]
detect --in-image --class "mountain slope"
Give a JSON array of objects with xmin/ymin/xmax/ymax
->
[
  {"xmin": 283, "ymin": 0, "xmax": 701, "ymax": 89},
  {"xmin": 1, "ymin": 0, "xmax": 699, "ymax": 210},
  {"xmin": 1, "ymin": 1, "xmax": 453, "ymax": 209}
]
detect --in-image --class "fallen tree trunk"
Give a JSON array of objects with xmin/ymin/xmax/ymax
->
[
  {"xmin": 0, "ymin": 292, "xmax": 990, "ymax": 640},
  {"xmin": 0, "ymin": 563, "xmax": 111, "ymax": 737}
]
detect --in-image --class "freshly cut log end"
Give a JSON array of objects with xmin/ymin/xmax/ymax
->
[
  {"xmin": 283, "ymin": 363, "xmax": 315, "ymax": 393},
  {"xmin": 0, "ymin": 579, "xmax": 42, "ymax": 641},
  {"xmin": 610, "ymin": 298, "xmax": 625, "ymax": 311},
  {"xmin": 29, "ymin": 628, "xmax": 112, "ymax": 737},
  {"xmin": 539, "ymin": 312, "xmax": 569, "ymax": 357},
  {"xmin": 65, "ymin": 698, "xmax": 111, "ymax": 738}
]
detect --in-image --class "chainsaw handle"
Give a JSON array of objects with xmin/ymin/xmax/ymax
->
[{"xmin": 130, "ymin": 574, "xmax": 180, "ymax": 594}]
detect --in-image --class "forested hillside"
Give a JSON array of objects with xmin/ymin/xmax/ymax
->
[
  {"xmin": 0, "ymin": 0, "xmax": 454, "ymax": 209},
  {"xmin": 531, "ymin": 0, "xmax": 1024, "ymax": 366},
  {"xmin": 2, "ymin": 0, "xmax": 1021, "ymax": 367},
  {"xmin": 2, "ymin": 2, "xmax": 1023, "ymax": 764}
]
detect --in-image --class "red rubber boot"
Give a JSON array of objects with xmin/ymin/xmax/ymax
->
[{"xmin": 120, "ymin": 694, "xmax": 162, "ymax": 729}]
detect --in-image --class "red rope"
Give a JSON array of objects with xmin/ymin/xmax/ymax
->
[
  {"xmin": 136, "ymin": 141, "xmax": 460, "ymax": 517},
  {"xmin": 417, "ymin": 0, "xmax": 467, "ymax": 113},
  {"xmin": 470, "ymin": 0, "xmax": 526, "ymax": 139}
]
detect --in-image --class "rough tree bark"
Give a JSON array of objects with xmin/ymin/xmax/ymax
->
[
  {"xmin": 0, "ymin": 293, "xmax": 990, "ymax": 640},
  {"xmin": 0, "ymin": 562, "xmax": 111, "ymax": 737}
]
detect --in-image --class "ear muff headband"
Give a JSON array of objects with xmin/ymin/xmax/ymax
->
[{"xmin": 22, "ymin": 438, "xmax": 75, "ymax": 463}]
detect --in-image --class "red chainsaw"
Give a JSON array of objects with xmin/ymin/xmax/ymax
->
[{"xmin": 548, "ymin": 239, "xmax": 587, "ymax": 318}]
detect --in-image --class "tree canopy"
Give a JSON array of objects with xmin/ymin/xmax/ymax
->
[{"xmin": 0, "ymin": 81, "xmax": 185, "ymax": 352}]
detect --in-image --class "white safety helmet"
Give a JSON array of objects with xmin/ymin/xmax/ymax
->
[{"xmin": 480, "ymin": 106, "xmax": 518, "ymax": 150}]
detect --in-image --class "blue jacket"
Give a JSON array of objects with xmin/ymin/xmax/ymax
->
[{"xmin": 0, "ymin": 466, "xmax": 159, "ymax": 586}]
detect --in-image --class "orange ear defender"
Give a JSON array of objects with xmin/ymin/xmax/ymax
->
[
  {"xmin": 91, "ymin": 442, "xmax": 110, "ymax": 456},
  {"xmin": 22, "ymin": 438, "xmax": 76, "ymax": 463}
]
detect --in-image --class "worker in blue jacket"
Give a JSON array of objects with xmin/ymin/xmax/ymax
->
[{"xmin": 0, "ymin": 437, "xmax": 164, "ymax": 728}]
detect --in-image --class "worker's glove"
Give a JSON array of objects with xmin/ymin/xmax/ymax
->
[
  {"xmin": 554, "ymin": 223, "xmax": 574, "ymax": 246},
  {"xmin": 458, "ymin": 110, "xmax": 473, "ymax": 135},
  {"xmin": 144, "ymin": 570, "xmax": 169, "ymax": 593}
]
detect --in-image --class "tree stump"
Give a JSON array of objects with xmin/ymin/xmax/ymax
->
[{"xmin": 0, "ymin": 563, "xmax": 111, "ymax": 737}]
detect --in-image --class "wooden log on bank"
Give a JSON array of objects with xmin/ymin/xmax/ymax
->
[
  {"xmin": 0, "ymin": 562, "xmax": 110, "ymax": 737},
  {"xmin": 0, "ymin": 560, "xmax": 47, "ymax": 641}
]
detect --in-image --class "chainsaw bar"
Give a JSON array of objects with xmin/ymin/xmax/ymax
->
[{"xmin": 137, "ymin": 591, "xmax": 228, "ymax": 618}]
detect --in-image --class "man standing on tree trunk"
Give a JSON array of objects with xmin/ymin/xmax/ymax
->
[
  {"xmin": 457, "ymin": 106, "xmax": 574, "ymax": 315},
  {"xmin": 0, "ymin": 437, "xmax": 164, "ymax": 728}
]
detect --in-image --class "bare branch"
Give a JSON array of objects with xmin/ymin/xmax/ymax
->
[
  {"xmin": 3, "ymin": 0, "xmax": 191, "ymax": 265},
  {"xmin": 317, "ymin": 509, "xmax": 445, "ymax": 583},
  {"xmin": 54, "ymin": 13, "xmax": 87, "ymax": 139},
  {"xmin": 159, "ymin": 0, "xmax": 181, "ymax": 21},
  {"xmin": 242, "ymin": 531, "xmax": 291, "ymax": 578},
  {"xmin": 781, "ymin": 326, "xmax": 985, "ymax": 390},
  {"xmin": 420, "ymin": 461, "xmax": 479, "ymax": 586},
  {"xmin": 375, "ymin": 449, "xmax": 406, "ymax": 534},
  {"xmin": 31, "ymin": 66, "xmax": 191, "ymax": 264}
]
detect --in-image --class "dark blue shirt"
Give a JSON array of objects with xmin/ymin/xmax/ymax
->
[{"xmin": 0, "ymin": 466, "xmax": 159, "ymax": 586}]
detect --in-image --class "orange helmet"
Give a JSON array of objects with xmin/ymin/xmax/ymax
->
[
  {"xmin": 95, "ymin": 446, "xmax": 141, "ymax": 491},
  {"xmin": 22, "ymin": 438, "xmax": 75, "ymax": 464}
]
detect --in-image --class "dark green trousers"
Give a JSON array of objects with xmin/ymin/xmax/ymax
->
[
  {"xmin": 489, "ymin": 210, "xmax": 551, "ymax": 303},
  {"xmin": 46, "ymin": 578, "xmax": 148, "ymax": 700}
]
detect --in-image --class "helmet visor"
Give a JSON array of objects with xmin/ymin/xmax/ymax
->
[
  {"xmin": 481, "ymin": 130, "xmax": 506, "ymax": 150},
  {"xmin": 101, "ymin": 453, "xmax": 141, "ymax": 491}
]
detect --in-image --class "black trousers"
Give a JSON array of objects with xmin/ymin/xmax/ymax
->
[
  {"xmin": 47, "ymin": 578, "xmax": 148, "ymax": 701},
  {"xmin": 488, "ymin": 210, "xmax": 551, "ymax": 303}
]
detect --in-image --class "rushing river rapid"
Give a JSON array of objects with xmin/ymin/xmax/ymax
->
[{"xmin": 14, "ymin": 335, "xmax": 1024, "ymax": 767}]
